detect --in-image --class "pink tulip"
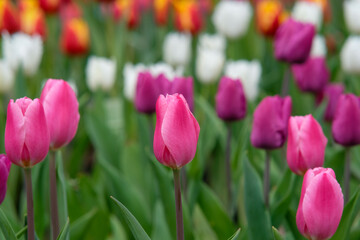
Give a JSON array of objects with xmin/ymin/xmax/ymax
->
[
  {"xmin": 153, "ymin": 94, "xmax": 200, "ymax": 169},
  {"xmin": 40, "ymin": 79, "xmax": 80, "ymax": 150},
  {"xmin": 287, "ymin": 115, "xmax": 327, "ymax": 175},
  {"xmin": 5, "ymin": 97, "xmax": 50, "ymax": 168},
  {"xmin": 297, "ymin": 167, "xmax": 343, "ymax": 240},
  {"xmin": 0, "ymin": 154, "xmax": 11, "ymax": 204},
  {"xmin": 251, "ymin": 95, "xmax": 292, "ymax": 149}
]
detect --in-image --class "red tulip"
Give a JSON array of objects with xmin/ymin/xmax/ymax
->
[
  {"xmin": 173, "ymin": 0, "xmax": 203, "ymax": 35},
  {"xmin": 5, "ymin": 97, "xmax": 50, "ymax": 168},
  {"xmin": 255, "ymin": 0, "xmax": 283, "ymax": 37},
  {"xmin": 40, "ymin": 79, "xmax": 80, "ymax": 150},
  {"xmin": 154, "ymin": 0, "xmax": 170, "ymax": 25},
  {"xmin": 39, "ymin": 0, "xmax": 61, "ymax": 13},
  {"xmin": 0, "ymin": 154, "xmax": 11, "ymax": 205},
  {"xmin": 19, "ymin": 4, "xmax": 46, "ymax": 39},
  {"xmin": 59, "ymin": 2, "xmax": 83, "ymax": 23},
  {"xmin": 113, "ymin": 0, "xmax": 140, "ymax": 29},
  {"xmin": 61, "ymin": 18, "xmax": 90, "ymax": 56},
  {"xmin": 0, "ymin": 0, "xmax": 20, "ymax": 34},
  {"xmin": 153, "ymin": 94, "xmax": 200, "ymax": 169}
]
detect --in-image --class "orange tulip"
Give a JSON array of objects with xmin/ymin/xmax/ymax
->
[
  {"xmin": 154, "ymin": 0, "xmax": 170, "ymax": 25},
  {"xmin": 256, "ymin": 0, "xmax": 283, "ymax": 37},
  {"xmin": 61, "ymin": 18, "xmax": 90, "ymax": 55},
  {"xmin": 173, "ymin": 0, "xmax": 203, "ymax": 35},
  {"xmin": 0, "ymin": 0, "xmax": 19, "ymax": 34},
  {"xmin": 19, "ymin": 4, "xmax": 46, "ymax": 38},
  {"xmin": 113, "ymin": 0, "xmax": 140, "ymax": 29}
]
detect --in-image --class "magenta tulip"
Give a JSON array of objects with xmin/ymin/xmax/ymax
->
[
  {"xmin": 323, "ymin": 84, "xmax": 344, "ymax": 122},
  {"xmin": 274, "ymin": 18, "xmax": 315, "ymax": 64},
  {"xmin": 5, "ymin": 97, "xmax": 50, "ymax": 168},
  {"xmin": 0, "ymin": 154, "xmax": 11, "ymax": 204},
  {"xmin": 291, "ymin": 57, "xmax": 329, "ymax": 93},
  {"xmin": 215, "ymin": 76, "xmax": 247, "ymax": 121},
  {"xmin": 153, "ymin": 94, "xmax": 200, "ymax": 169},
  {"xmin": 297, "ymin": 167, "xmax": 343, "ymax": 240},
  {"xmin": 40, "ymin": 79, "xmax": 80, "ymax": 150},
  {"xmin": 287, "ymin": 115, "xmax": 327, "ymax": 175},
  {"xmin": 169, "ymin": 77, "xmax": 194, "ymax": 112},
  {"xmin": 251, "ymin": 95, "xmax": 292, "ymax": 149},
  {"xmin": 332, "ymin": 94, "xmax": 360, "ymax": 146}
]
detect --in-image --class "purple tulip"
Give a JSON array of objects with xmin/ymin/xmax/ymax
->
[
  {"xmin": 323, "ymin": 84, "xmax": 344, "ymax": 122},
  {"xmin": 169, "ymin": 77, "xmax": 194, "ymax": 112},
  {"xmin": 0, "ymin": 154, "xmax": 11, "ymax": 205},
  {"xmin": 215, "ymin": 76, "xmax": 247, "ymax": 121}
]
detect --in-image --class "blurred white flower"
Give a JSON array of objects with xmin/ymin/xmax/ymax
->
[
  {"xmin": 86, "ymin": 56, "xmax": 116, "ymax": 92},
  {"xmin": 224, "ymin": 60, "xmax": 262, "ymax": 101},
  {"xmin": 292, "ymin": 1, "xmax": 323, "ymax": 29},
  {"xmin": 212, "ymin": 0, "xmax": 253, "ymax": 39},
  {"xmin": 0, "ymin": 60, "xmax": 15, "ymax": 93},
  {"xmin": 2, "ymin": 33, "xmax": 43, "ymax": 77},
  {"xmin": 163, "ymin": 32, "xmax": 191, "ymax": 67},
  {"xmin": 340, "ymin": 36, "xmax": 360, "ymax": 74},
  {"xmin": 149, "ymin": 62, "xmax": 183, "ymax": 80},
  {"xmin": 196, "ymin": 34, "xmax": 226, "ymax": 84},
  {"xmin": 344, "ymin": 0, "xmax": 360, "ymax": 34},
  {"xmin": 123, "ymin": 63, "xmax": 146, "ymax": 101},
  {"xmin": 311, "ymin": 35, "xmax": 327, "ymax": 57}
]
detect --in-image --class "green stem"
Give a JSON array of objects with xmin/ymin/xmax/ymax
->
[
  {"xmin": 225, "ymin": 124, "xmax": 232, "ymax": 213},
  {"xmin": 173, "ymin": 169, "xmax": 184, "ymax": 240},
  {"xmin": 344, "ymin": 148, "xmax": 351, "ymax": 203},
  {"xmin": 50, "ymin": 151, "xmax": 60, "ymax": 239},
  {"xmin": 281, "ymin": 66, "xmax": 290, "ymax": 96},
  {"xmin": 264, "ymin": 150, "xmax": 271, "ymax": 208},
  {"xmin": 24, "ymin": 168, "xmax": 34, "ymax": 240}
]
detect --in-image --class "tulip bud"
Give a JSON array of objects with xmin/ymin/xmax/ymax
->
[
  {"xmin": 85, "ymin": 56, "xmax": 116, "ymax": 92},
  {"xmin": 332, "ymin": 94, "xmax": 360, "ymax": 146},
  {"xmin": 0, "ymin": 154, "xmax": 11, "ymax": 205},
  {"xmin": 287, "ymin": 115, "xmax": 327, "ymax": 175},
  {"xmin": 0, "ymin": 60, "xmax": 14, "ymax": 93},
  {"xmin": 163, "ymin": 32, "xmax": 191, "ymax": 67},
  {"xmin": 297, "ymin": 167, "xmax": 343, "ymax": 240},
  {"xmin": 340, "ymin": 36, "xmax": 360, "ymax": 74},
  {"xmin": 123, "ymin": 62, "xmax": 146, "ymax": 101},
  {"xmin": 153, "ymin": 94, "xmax": 200, "ymax": 169},
  {"xmin": 173, "ymin": 0, "xmax": 203, "ymax": 35},
  {"xmin": 212, "ymin": 0, "xmax": 252, "ymax": 39},
  {"xmin": 292, "ymin": 1, "xmax": 323, "ymax": 29},
  {"xmin": 224, "ymin": 60, "xmax": 262, "ymax": 101},
  {"xmin": 311, "ymin": 35, "xmax": 327, "ymax": 57},
  {"xmin": 40, "ymin": 79, "xmax": 80, "ymax": 150},
  {"xmin": 255, "ymin": 0, "xmax": 283, "ymax": 37},
  {"xmin": 39, "ymin": 0, "xmax": 60, "ymax": 14},
  {"xmin": 5, "ymin": 97, "xmax": 50, "ymax": 168},
  {"xmin": 323, "ymin": 83, "xmax": 344, "ymax": 122},
  {"xmin": 113, "ymin": 0, "xmax": 140, "ymax": 29},
  {"xmin": 61, "ymin": 18, "xmax": 90, "ymax": 56},
  {"xmin": 154, "ymin": 0, "xmax": 170, "ymax": 25},
  {"xmin": 344, "ymin": 0, "xmax": 360, "ymax": 34},
  {"xmin": 60, "ymin": 2, "xmax": 82, "ymax": 23},
  {"xmin": 19, "ymin": 5, "xmax": 46, "ymax": 39},
  {"xmin": 291, "ymin": 57, "xmax": 329, "ymax": 93},
  {"xmin": 274, "ymin": 18, "xmax": 315, "ymax": 64},
  {"xmin": 0, "ymin": 0, "xmax": 19, "ymax": 34},
  {"xmin": 251, "ymin": 95, "xmax": 292, "ymax": 149},
  {"xmin": 216, "ymin": 76, "xmax": 247, "ymax": 121},
  {"xmin": 169, "ymin": 77, "xmax": 194, "ymax": 112}
]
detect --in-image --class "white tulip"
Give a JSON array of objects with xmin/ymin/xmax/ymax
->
[
  {"xmin": 340, "ymin": 36, "xmax": 360, "ymax": 74},
  {"xmin": 123, "ymin": 63, "xmax": 146, "ymax": 101},
  {"xmin": 196, "ymin": 34, "xmax": 226, "ymax": 83},
  {"xmin": 0, "ymin": 60, "xmax": 14, "ymax": 93},
  {"xmin": 2, "ymin": 33, "xmax": 43, "ymax": 77},
  {"xmin": 224, "ymin": 60, "xmax": 262, "ymax": 101},
  {"xmin": 292, "ymin": 1, "xmax": 323, "ymax": 29},
  {"xmin": 149, "ymin": 62, "xmax": 183, "ymax": 80},
  {"xmin": 86, "ymin": 56, "xmax": 116, "ymax": 92},
  {"xmin": 311, "ymin": 35, "xmax": 327, "ymax": 57},
  {"xmin": 163, "ymin": 32, "xmax": 191, "ymax": 67},
  {"xmin": 212, "ymin": 0, "xmax": 253, "ymax": 39},
  {"xmin": 344, "ymin": 0, "xmax": 360, "ymax": 34}
]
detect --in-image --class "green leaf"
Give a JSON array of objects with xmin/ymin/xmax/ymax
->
[
  {"xmin": 0, "ymin": 208, "xmax": 17, "ymax": 240},
  {"xmin": 57, "ymin": 218, "xmax": 70, "ymax": 240},
  {"xmin": 56, "ymin": 151, "xmax": 69, "ymax": 240},
  {"xmin": 193, "ymin": 205, "xmax": 218, "ymax": 240},
  {"xmin": 272, "ymin": 227, "xmax": 284, "ymax": 240},
  {"xmin": 331, "ymin": 188, "xmax": 360, "ymax": 240},
  {"xmin": 69, "ymin": 208, "xmax": 97, "ymax": 239},
  {"xmin": 110, "ymin": 196, "xmax": 151, "ymax": 240},
  {"xmin": 109, "ymin": 215, "xmax": 128, "ymax": 240},
  {"xmin": 243, "ymin": 158, "xmax": 272, "ymax": 240},
  {"xmin": 151, "ymin": 201, "xmax": 172, "ymax": 240},
  {"xmin": 227, "ymin": 228, "xmax": 241, "ymax": 240},
  {"xmin": 15, "ymin": 226, "xmax": 28, "ymax": 239}
]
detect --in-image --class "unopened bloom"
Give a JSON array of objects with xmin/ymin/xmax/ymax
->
[
  {"xmin": 113, "ymin": 0, "xmax": 140, "ymax": 29},
  {"xmin": 216, "ymin": 76, "xmax": 247, "ymax": 121},
  {"xmin": 224, "ymin": 60, "xmax": 262, "ymax": 101},
  {"xmin": 168, "ymin": 77, "xmax": 194, "ymax": 112},
  {"xmin": 212, "ymin": 0, "xmax": 252, "ymax": 39},
  {"xmin": 311, "ymin": 35, "xmax": 327, "ymax": 57},
  {"xmin": 19, "ymin": 4, "xmax": 46, "ymax": 38},
  {"xmin": 59, "ymin": 2, "xmax": 82, "ymax": 23},
  {"xmin": 86, "ymin": 56, "xmax": 116, "ymax": 92},
  {"xmin": 274, "ymin": 18, "xmax": 315, "ymax": 64},
  {"xmin": 251, "ymin": 95, "xmax": 292, "ymax": 149},
  {"xmin": 123, "ymin": 62, "xmax": 146, "ymax": 101},
  {"xmin": 154, "ymin": 0, "xmax": 170, "ymax": 25},
  {"xmin": 297, "ymin": 167, "xmax": 343, "ymax": 240},
  {"xmin": 287, "ymin": 115, "xmax": 327, "ymax": 175},
  {"xmin": 344, "ymin": 0, "xmax": 360, "ymax": 34},
  {"xmin": 2, "ymin": 32, "xmax": 43, "ymax": 77},
  {"xmin": 61, "ymin": 18, "xmax": 90, "ymax": 56},
  {"xmin": 40, "ymin": 79, "xmax": 80, "ymax": 150},
  {"xmin": 291, "ymin": 57, "xmax": 329, "ymax": 93},
  {"xmin": 196, "ymin": 34, "xmax": 226, "ymax": 83},
  {"xmin": 153, "ymin": 94, "xmax": 200, "ymax": 169},
  {"xmin": 255, "ymin": 0, "xmax": 283, "ymax": 37},
  {"xmin": 39, "ymin": 0, "xmax": 60, "ymax": 13},
  {"xmin": 0, "ymin": 0, "xmax": 19, "ymax": 34},
  {"xmin": 323, "ymin": 83, "xmax": 344, "ymax": 122},
  {"xmin": 292, "ymin": 1, "xmax": 323, "ymax": 29},
  {"xmin": 332, "ymin": 94, "xmax": 360, "ymax": 146},
  {"xmin": 5, "ymin": 97, "xmax": 50, "ymax": 168},
  {"xmin": 0, "ymin": 154, "xmax": 11, "ymax": 205},
  {"xmin": 0, "ymin": 60, "xmax": 14, "ymax": 93},
  {"xmin": 173, "ymin": 0, "xmax": 203, "ymax": 35},
  {"xmin": 340, "ymin": 36, "xmax": 360, "ymax": 74},
  {"xmin": 163, "ymin": 32, "xmax": 191, "ymax": 67}
]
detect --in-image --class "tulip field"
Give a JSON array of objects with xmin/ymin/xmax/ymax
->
[{"xmin": 2, "ymin": 0, "xmax": 360, "ymax": 239}]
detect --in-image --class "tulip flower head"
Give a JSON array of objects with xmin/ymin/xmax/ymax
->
[
  {"xmin": 5, "ymin": 97, "xmax": 50, "ymax": 168},
  {"xmin": 113, "ymin": 0, "xmax": 140, "ymax": 29},
  {"xmin": 340, "ymin": 36, "xmax": 360, "ymax": 75},
  {"xmin": 287, "ymin": 115, "xmax": 327, "ymax": 175},
  {"xmin": 323, "ymin": 83, "xmax": 344, "ymax": 122},
  {"xmin": 251, "ymin": 95, "xmax": 292, "ymax": 149},
  {"xmin": 61, "ymin": 18, "xmax": 90, "ymax": 56},
  {"xmin": 86, "ymin": 56, "xmax": 117, "ymax": 92},
  {"xmin": 0, "ymin": 60, "xmax": 14, "ymax": 93},
  {"xmin": 163, "ymin": 32, "xmax": 191, "ymax": 68},
  {"xmin": 292, "ymin": 1, "xmax": 323, "ymax": 29},
  {"xmin": 40, "ymin": 79, "xmax": 80, "ymax": 150},
  {"xmin": 154, "ymin": 0, "xmax": 170, "ymax": 25},
  {"xmin": 344, "ymin": 0, "xmax": 360, "ymax": 34},
  {"xmin": 297, "ymin": 167, "xmax": 343, "ymax": 240},
  {"xmin": 173, "ymin": 0, "xmax": 203, "ymax": 35},
  {"xmin": 311, "ymin": 35, "xmax": 327, "ymax": 57},
  {"xmin": 153, "ymin": 94, "xmax": 200, "ymax": 169},
  {"xmin": 0, "ymin": 0, "xmax": 20, "ymax": 34},
  {"xmin": 0, "ymin": 154, "xmax": 11, "ymax": 205},
  {"xmin": 39, "ymin": 0, "xmax": 60, "ymax": 14},
  {"xmin": 169, "ymin": 77, "xmax": 194, "ymax": 112},
  {"xmin": 255, "ymin": 0, "xmax": 283, "ymax": 37},
  {"xmin": 19, "ymin": 4, "xmax": 46, "ymax": 38}
]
